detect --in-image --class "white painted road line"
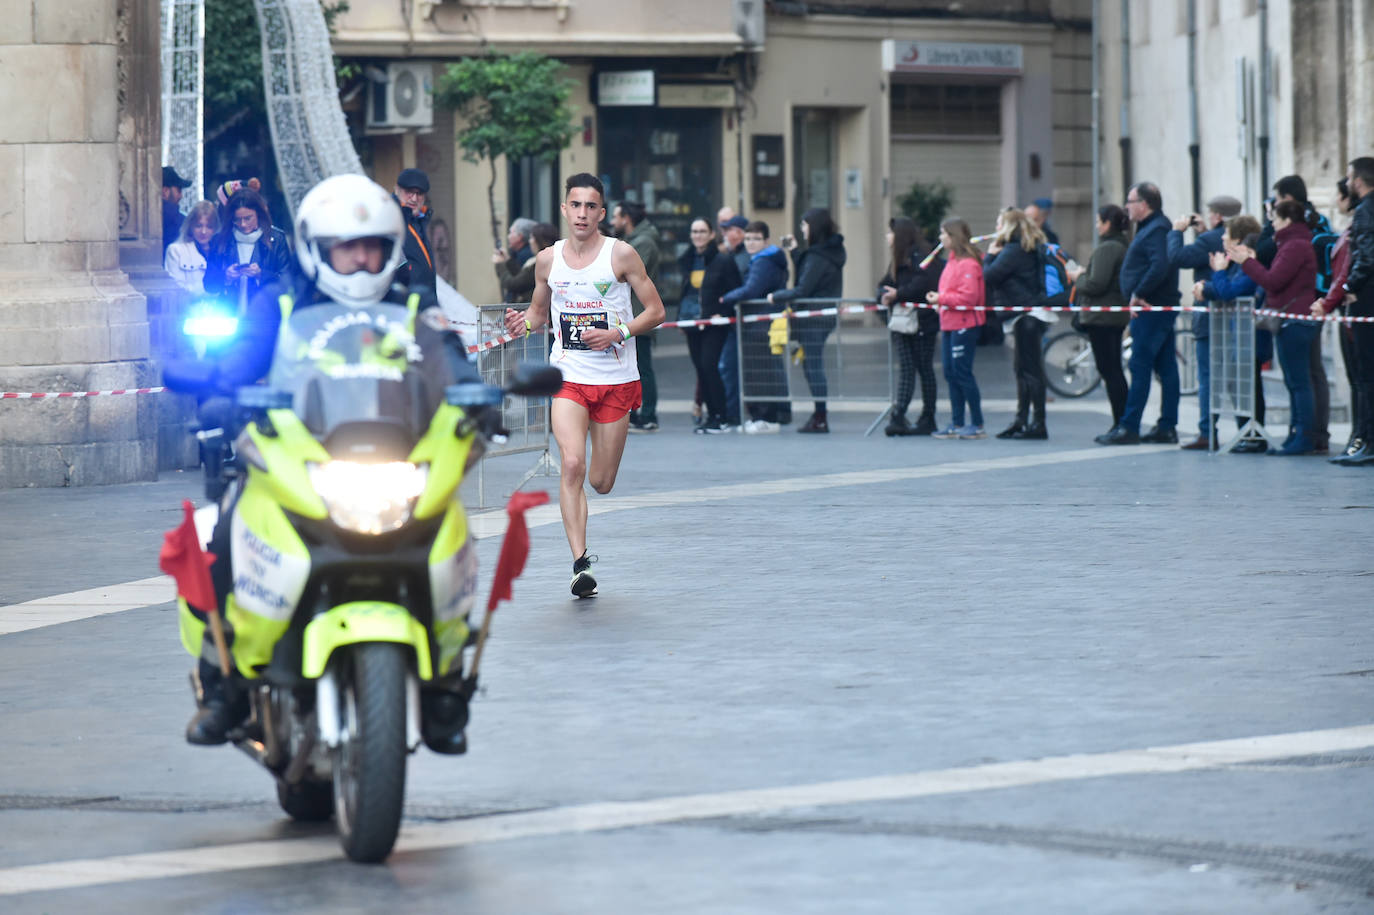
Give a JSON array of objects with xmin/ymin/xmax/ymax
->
[
  {"xmin": 1, "ymin": 723, "xmax": 1370, "ymax": 896},
  {"xmin": 3, "ymin": 445, "xmax": 1173, "ymax": 636},
  {"xmin": 0, "ymin": 577, "xmax": 175, "ymax": 636}
]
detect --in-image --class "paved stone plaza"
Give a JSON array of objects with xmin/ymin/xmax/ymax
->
[{"xmin": 1, "ymin": 339, "xmax": 1372, "ymax": 913}]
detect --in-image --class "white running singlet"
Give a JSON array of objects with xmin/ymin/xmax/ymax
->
[{"xmin": 547, "ymin": 237, "xmax": 638, "ymax": 385}]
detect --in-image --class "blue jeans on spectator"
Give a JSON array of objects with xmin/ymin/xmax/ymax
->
[
  {"xmin": 942, "ymin": 328, "xmax": 983, "ymax": 427},
  {"xmin": 1195, "ymin": 334, "xmax": 1211, "ymax": 436},
  {"xmin": 1119, "ymin": 313, "xmax": 1180, "ymax": 434},
  {"xmin": 718, "ymin": 328, "xmax": 740, "ymax": 424},
  {"xmin": 1276, "ymin": 320, "xmax": 1320, "ymax": 446}
]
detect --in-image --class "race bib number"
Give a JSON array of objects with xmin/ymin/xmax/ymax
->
[{"xmin": 559, "ymin": 311, "xmax": 609, "ymax": 351}]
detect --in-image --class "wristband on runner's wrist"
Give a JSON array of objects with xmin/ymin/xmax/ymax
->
[
  {"xmin": 523, "ymin": 317, "xmax": 532, "ymax": 337},
  {"xmin": 616, "ymin": 322, "xmax": 631, "ymax": 342}
]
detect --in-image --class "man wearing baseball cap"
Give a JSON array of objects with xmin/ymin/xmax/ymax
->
[
  {"xmin": 162, "ymin": 165, "xmax": 193, "ymax": 253},
  {"xmin": 1025, "ymin": 197, "xmax": 1059, "ymax": 245},
  {"xmin": 394, "ymin": 167, "xmax": 436, "ymax": 293}
]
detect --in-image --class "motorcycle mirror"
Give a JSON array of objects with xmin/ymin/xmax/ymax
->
[
  {"xmin": 445, "ymin": 383, "xmax": 503, "ymax": 408},
  {"xmin": 236, "ymin": 387, "xmax": 294, "ymax": 410},
  {"xmin": 161, "ymin": 358, "xmax": 215, "ymax": 394},
  {"xmin": 505, "ymin": 364, "xmax": 564, "ymax": 397}
]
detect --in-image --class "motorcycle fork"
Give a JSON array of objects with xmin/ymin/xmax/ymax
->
[{"xmin": 315, "ymin": 660, "xmax": 423, "ymax": 752}]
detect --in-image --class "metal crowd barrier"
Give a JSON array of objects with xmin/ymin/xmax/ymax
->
[
  {"xmin": 1208, "ymin": 296, "xmax": 1272, "ymax": 453},
  {"xmin": 732, "ymin": 298, "xmax": 894, "ymax": 434},
  {"xmin": 472, "ymin": 303, "xmax": 556, "ymax": 508}
]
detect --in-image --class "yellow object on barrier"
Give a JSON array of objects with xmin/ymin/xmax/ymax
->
[{"xmin": 768, "ymin": 315, "xmax": 789, "ymax": 355}]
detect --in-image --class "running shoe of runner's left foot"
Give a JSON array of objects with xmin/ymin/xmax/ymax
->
[{"xmin": 571, "ymin": 551, "xmax": 598, "ymax": 597}]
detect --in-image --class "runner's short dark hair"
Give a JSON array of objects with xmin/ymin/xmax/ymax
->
[
  {"xmin": 745, "ymin": 220, "xmax": 770, "ymax": 238},
  {"xmin": 565, "ymin": 172, "xmax": 605, "ymax": 203}
]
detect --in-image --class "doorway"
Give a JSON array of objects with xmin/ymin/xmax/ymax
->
[{"xmin": 792, "ymin": 108, "xmax": 837, "ymax": 221}]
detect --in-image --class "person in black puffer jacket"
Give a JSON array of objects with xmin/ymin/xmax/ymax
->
[
  {"xmin": 983, "ymin": 208, "xmax": 1053, "ymax": 439},
  {"xmin": 678, "ymin": 218, "xmax": 743, "ymax": 433},
  {"xmin": 878, "ymin": 217, "xmax": 944, "ymax": 435},
  {"xmin": 769, "ymin": 208, "xmax": 846, "ymax": 433}
]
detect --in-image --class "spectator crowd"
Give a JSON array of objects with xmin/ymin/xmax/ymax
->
[{"xmin": 161, "ymin": 153, "xmax": 1374, "ymax": 466}]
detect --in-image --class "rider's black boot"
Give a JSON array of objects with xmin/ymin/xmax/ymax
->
[
  {"xmin": 186, "ymin": 658, "xmax": 247, "ymax": 746},
  {"xmin": 421, "ymin": 686, "xmax": 469, "ymax": 755}
]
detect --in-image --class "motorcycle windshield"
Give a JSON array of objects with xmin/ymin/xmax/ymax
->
[{"xmin": 267, "ymin": 303, "xmax": 430, "ymax": 441}]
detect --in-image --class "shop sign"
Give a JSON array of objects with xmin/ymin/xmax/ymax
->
[
  {"xmin": 598, "ymin": 70, "xmax": 655, "ymax": 107},
  {"xmin": 882, "ymin": 39, "xmax": 1023, "ymax": 76},
  {"xmin": 658, "ymin": 84, "xmax": 737, "ymax": 109}
]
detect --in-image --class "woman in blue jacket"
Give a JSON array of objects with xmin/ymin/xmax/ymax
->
[
  {"xmin": 769, "ymin": 208, "xmax": 846, "ymax": 434},
  {"xmin": 1195, "ymin": 217, "xmax": 1269, "ymax": 452}
]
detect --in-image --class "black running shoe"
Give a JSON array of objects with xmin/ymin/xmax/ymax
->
[{"xmin": 571, "ymin": 551, "xmax": 598, "ymax": 597}]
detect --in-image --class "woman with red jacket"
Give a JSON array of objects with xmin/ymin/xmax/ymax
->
[
  {"xmin": 1312, "ymin": 179, "xmax": 1361, "ymax": 458},
  {"xmin": 925, "ymin": 217, "xmax": 987, "ymax": 439},
  {"xmin": 1230, "ymin": 199, "xmax": 1319, "ymax": 454}
]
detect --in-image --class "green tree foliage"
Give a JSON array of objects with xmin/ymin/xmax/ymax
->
[
  {"xmin": 896, "ymin": 179, "xmax": 955, "ymax": 242},
  {"xmin": 435, "ymin": 52, "xmax": 577, "ymax": 249},
  {"xmin": 202, "ymin": 0, "xmax": 352, "ymax": 225}
]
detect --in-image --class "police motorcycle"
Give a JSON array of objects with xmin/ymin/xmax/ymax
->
[{"xmin": 161, "ymin": 175, "xmax": 561, "ymax": 863}]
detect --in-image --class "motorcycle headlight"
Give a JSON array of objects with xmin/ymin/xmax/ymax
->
[{"xmin": 307, "ymin": 461, "xmax": 428, "ymax": 534}]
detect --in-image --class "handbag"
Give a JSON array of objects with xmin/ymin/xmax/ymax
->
[{"xmin": 887, "ymin": 304, "xmax": 921, "ymax": 334}]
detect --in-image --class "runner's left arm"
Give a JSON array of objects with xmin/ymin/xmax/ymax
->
[{"xmin": 614, "ymin": 239, "xmax": 666, "ymax": 336}]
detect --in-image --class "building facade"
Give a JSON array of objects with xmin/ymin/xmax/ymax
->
[
  {"xmin": 332, "ymin": 0, "xmax": 1094, "ymax": 305},
  {"xmin": 1095, "ymin": 0, "xmax": 1374, "ymax": 225},
  {"xmin": 0, "ymin": 0, "xmax": 166, "ymax": 488}
]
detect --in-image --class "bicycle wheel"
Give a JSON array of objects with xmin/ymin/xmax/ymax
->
[
  {"xmin": 1175, "ymin": 328, "xmax": 1199, "ymax": 395},
  {"xmin": 1043, "ymin": 330, "xmax": 1101, "ymax": 398}
]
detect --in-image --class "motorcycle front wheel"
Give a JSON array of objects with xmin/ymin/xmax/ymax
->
[{"xmin": 331, "ymin": 643, "xmax": 408, "ymax": 863}]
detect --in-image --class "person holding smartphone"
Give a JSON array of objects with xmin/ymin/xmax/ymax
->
[{"xmin": 1168, "ymin": 195, "xmax": 1242, "ymax": 449}]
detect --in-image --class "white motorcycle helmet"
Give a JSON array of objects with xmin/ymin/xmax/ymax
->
[{"xmin": 294, "ymin": 174, "xmax": 406, "ymax": 308}]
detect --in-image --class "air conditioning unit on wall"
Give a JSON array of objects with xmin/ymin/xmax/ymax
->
[{"xmin": 367, "ymin": 63, "xmax": 434, "ymax": 131}]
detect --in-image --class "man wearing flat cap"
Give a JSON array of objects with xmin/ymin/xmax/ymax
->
[
  {"xmin": 394, "ymin": 167, "xmax": 436, "ymax": 294},
  {"xmin": 162, "ymin": 165, "xmax": 193, "ymax": 254},
  {"xmin": 1169, "ymin": 193, "xmax": 1243, "ymax": 449}
]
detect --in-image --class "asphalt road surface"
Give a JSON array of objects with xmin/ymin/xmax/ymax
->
[{"xmin": 1, "ymin": 342, "xmax": 1372, "ymax": 914}]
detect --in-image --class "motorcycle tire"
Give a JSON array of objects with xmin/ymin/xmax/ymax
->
[
  {"xmin": 277, "ymin": 778, "xmax": 333, "ymax": 822},
  {"xmin": 332, "ymin": 642, "xmax": 409, "ymax": 863}
]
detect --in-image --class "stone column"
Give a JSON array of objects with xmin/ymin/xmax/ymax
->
[{"xmin": 0, "ymin": 0, "xmax": 159, "ymax": 487}]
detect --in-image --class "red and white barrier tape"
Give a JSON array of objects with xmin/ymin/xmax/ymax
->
[
  {"xmin": 7, "ymin": 299, "xmax": 1366, "ymax": 399},
  {"xmin": 1, "ymin": 386, "xmax": 166, "ymax": 400}
]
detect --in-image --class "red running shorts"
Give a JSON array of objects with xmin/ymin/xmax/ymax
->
[{"xmin": 554, "ymin": 380, "xmax": 643, "ymax": 424}]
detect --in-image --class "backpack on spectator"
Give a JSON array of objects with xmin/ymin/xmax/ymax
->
[
  {"xmin": 1039, "ymin": 243, "xmax": 1076, "ymax": 308},
  {"xmin": 1312, "ymin": 228, "xmax": 1339, "ymax": 295}
]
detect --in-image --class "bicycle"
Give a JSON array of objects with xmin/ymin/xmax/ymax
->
[{"xmin": 1043, "ymin": 323, "xmax": 1198, "ymax": 398}]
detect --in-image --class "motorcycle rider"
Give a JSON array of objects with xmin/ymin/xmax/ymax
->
[{"xmin": 185, "ymin": 174, "xmax": 482, "ymax": 751}]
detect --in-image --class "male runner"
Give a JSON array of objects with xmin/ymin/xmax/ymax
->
[{"xmin": 504, "ymin": 174, "xmax": 666, "ymax": 597}]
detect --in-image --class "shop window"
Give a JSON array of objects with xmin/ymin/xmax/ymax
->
[
  {"xmin": 599, "ymin": 107, "xmax": 723, "ymax": 303},
  {"xmin": 890, "ymin": 84, "xmax": 1001, "ymax": 138}
]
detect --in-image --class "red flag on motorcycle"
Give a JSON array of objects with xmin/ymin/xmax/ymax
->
[
  {"xmin": 487, "ymin": 490, "xmax": 550, "ymax": 612},
  {"xmin": 159, "ymin": 499, "xmax": 218, "ymax": 612}
]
